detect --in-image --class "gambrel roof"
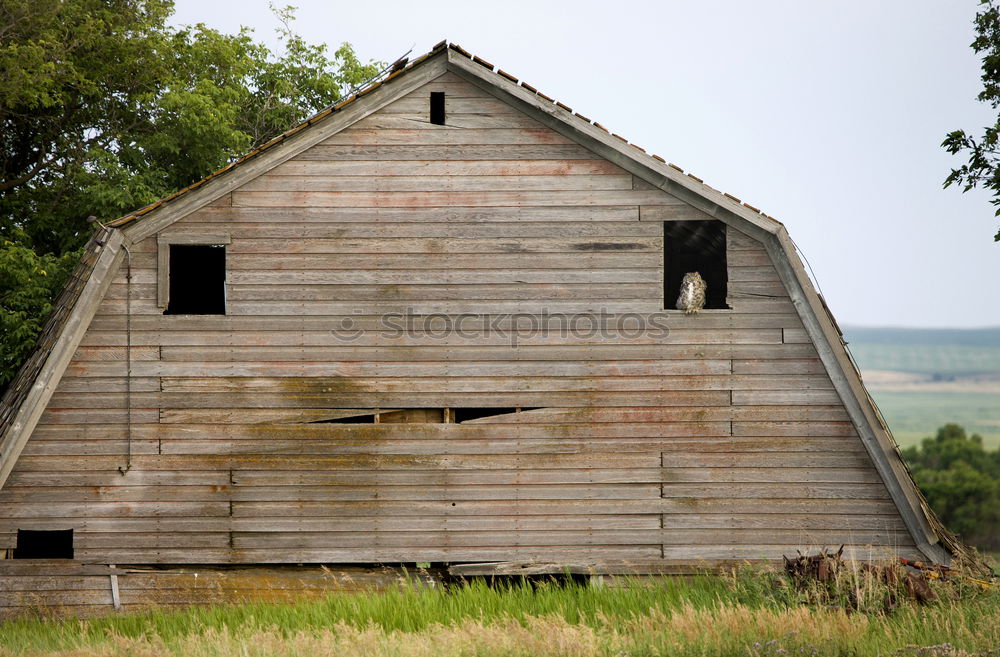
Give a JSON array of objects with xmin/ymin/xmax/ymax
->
[{"xmin": 0, "ymin": 40, "xmax": 969, "ymax": 567}]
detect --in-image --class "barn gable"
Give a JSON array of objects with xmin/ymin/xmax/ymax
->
[{"xmin": 0, "ymin": 41, "xmax": 959, "ymax": 582}]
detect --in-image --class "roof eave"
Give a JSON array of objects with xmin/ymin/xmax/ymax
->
[
  {"xmin": 769, "ymin": 226, "xmax": 949, "ymax": 563},
  {"xmin": 0, "ymin": 229, "xmax": 126, "ymax": 489}
]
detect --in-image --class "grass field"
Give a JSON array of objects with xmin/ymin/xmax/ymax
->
[
  {"xmin": 868, "ymin": 390, "xmax": 1000, "ymax": 449},
  {"xmin": 848, "ymin": 343, "xmax": 1000, "ymax": 377},
  {"xmin": 1, "ymin": 569, "xmax": 999, "ymax": 657},
  {"xmin": 844, "ymin": 326, "xmax": 1000, "ymax": 449},
  {"xmin": 0, "ymin": 569, "xmax": 1000, "ymax": 657}
]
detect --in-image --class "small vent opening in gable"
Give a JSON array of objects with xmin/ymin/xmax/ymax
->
[
  {"xmin": 664, "ymin": 220, "xmax": 729, "ymax": 310},
  {"xmin": 165, "ymin": 244, "xmax": 226, "ymax": 315},
  {"xmin": 430, "ymin": 92, "xmax": 446, "ymax": 125},
  {"xmin": 13, "ymin": 529, "xmax": 74, "ymax": 559}
]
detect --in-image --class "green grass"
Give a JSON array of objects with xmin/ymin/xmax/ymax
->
[
  {"xmin": 1, "ymin": 570, "xmax": 999, "ymax": 657},
  {"xmin": 868, "ymin": 390, "xmax": 1000, "ymax": 449}
]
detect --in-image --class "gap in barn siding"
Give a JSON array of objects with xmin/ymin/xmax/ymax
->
[
  {"xmin": 379, "ymin": 409, "xmax": 446, "ymax": 424},
  {"xmin": 315, "ymin": 415, "xmax": 377, "ymax": 424},
  {"xmin": 453, "ymin": 408, "xmax": 541, "ymax": 422},
  {"xmin": 663, "ymin": 220, "xmax": 729, "ymax": 310},
  {"xmin": 13, "ymin": 529, "xmax": 74, "ymax": 559},
  {"xmin": 309, "ymin": 408, "xmax": 539, "ymax": 424}
]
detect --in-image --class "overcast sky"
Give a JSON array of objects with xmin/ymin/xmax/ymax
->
[{"xmin": 171, "ymin": 0, "xmax": 999, "ymax": 329}]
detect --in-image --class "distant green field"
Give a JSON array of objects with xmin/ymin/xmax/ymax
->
[
  {"xmin": 846, "ymin": 343, "xmax": 1000, "ymax": 377},
  {"xmin": 844, "ymin": 326, "xmax": 1000, "ymax": 348},
  {"xmin": 843, "ymin": 326, "xmax": 1000, "ymax": 449},
  {"xmin": 866, "ymin": 390, "xmax": 1000, "ymax": 449}
]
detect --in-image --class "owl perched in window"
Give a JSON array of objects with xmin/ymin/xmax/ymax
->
[{"xmin": 676, "ymin": 271, "xmax": 707, "ymax": 314}]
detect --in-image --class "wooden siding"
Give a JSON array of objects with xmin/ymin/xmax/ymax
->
[
  {"xmin": 0, "ymin": 72, "xmax": 920, "ymax": 568},
  {"xmin": 0, "ymin": 562, "xmax": 424, "ymax": 619}
]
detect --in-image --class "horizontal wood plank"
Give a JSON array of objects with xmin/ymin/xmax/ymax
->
[
  {"xmin": 271, "ymin": 159, "xmax": 627, "ymax": 177},
  {"xmin": 231, "ymin": 189, "xmax": 684, "ymax": 208},
  {"xmin": 238, "ymin": 173, "xmax": 637, "ymax": 192}
]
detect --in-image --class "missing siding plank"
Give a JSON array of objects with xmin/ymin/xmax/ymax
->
[
  {"xmin": 308, "ymin": 408, "xmax": 541, "ymax": 424},
  {"xmin": 453, "ymin": 408, "xmax": 540, "ymax": 423},
  {"xmin": 314, "ymin": 415, "xmax": 376, "ymax": 424},
  {"xmin": 309, "ymin": 410, "xmax": 383, "ymax": 424},
  {"xmin": 380, "ymin": 409, "xmax": 445, "ymax": 424}
]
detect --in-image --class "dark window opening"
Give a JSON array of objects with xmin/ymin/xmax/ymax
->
[
  {"xmin": 165, "ymin": 244, "xmax": 226, "ymax": 315},
  {"xmin": 13, "ymin": 529, "xmax": 73, "ymax": 559},
  {"xmin": 430, "ymin": 92, "xmax": 446, "ymax": 125},
  {"xmin": 663, "ymin": 220, "xmax": 728, "ymax": 310}
]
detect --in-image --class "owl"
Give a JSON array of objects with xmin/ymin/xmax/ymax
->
[{"xmin": 676, "ymin": 271, "xmax": 707, "ymax": 314}]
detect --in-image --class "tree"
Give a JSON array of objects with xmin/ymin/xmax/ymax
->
[
  {"xmin": 943, "ymin": 0, "xmax": 1000, "ymax": 241},
  {"xmin": 901, "ymin": 424, "xmax": 1000, "ymax": 549},
  {"xmin": 0, "ymin": 237, "xmax": 78, "ymax": 385},
  {"xmin": 0, "ymin": 0, "xmax": 382, "ymax": 389}
]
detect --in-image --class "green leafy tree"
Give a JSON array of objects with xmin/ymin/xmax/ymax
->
[
  {"xmin": 0, "ymin": 234, "xmax": 78, "ymax": 384},
  {"xmin": 943, "ymin": 0, "xmax": 1000, "ymax": 241},
  {"xmin": 0, "ymin": 0, "xmax": 382, "ymax": 389},
  {"xmin": 901, "ymin": 424, "xmax": 1000, "ymax": 549}
]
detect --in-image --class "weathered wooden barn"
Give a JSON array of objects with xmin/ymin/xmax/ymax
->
[{"xmin": 0, "ymin": 41, "xmax": 961, "ymax": 615}]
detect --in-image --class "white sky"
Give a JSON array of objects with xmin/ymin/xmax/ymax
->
[{"xmin": 171, "ymin": 0, "xmax": 999, "ymax": 329}]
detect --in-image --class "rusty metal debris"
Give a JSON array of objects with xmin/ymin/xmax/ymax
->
[
  {"xmin": 899, "ymin": 557, "xmax": 996, "ymax": 592},
  {"xmin": 783, "ymin": 546, "xmax": 939, "ymax": 610},
  {"xmin": 783, "ymin": 545, "xmax": 845, "ymax": 585}
]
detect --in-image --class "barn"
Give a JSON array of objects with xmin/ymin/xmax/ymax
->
[{"xmin": 0, "ymin": 41, "xmax": 962, "ymax": 615}]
